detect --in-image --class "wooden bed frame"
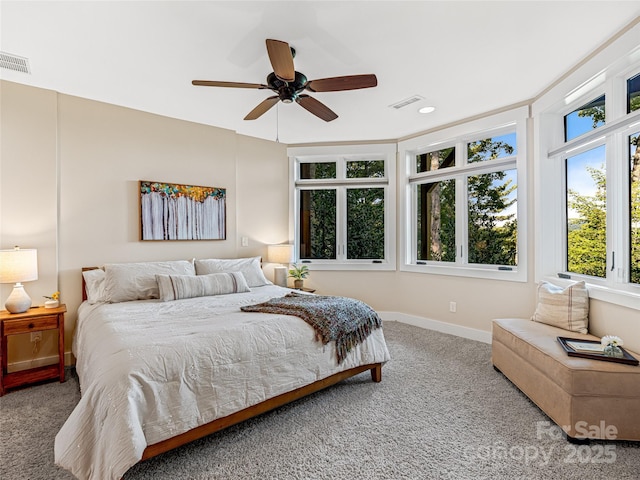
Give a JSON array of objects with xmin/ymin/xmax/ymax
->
[{"xmin": 80, "ymin": 267, "xmax": 383, "ymax": 464}]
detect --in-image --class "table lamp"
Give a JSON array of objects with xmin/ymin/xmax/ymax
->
[
  {"xmin": 0, "ymin": 246, "xmax": 38, "ymax": 313},
  {"xmin": 267, "ymin": 244, "xmax": 294, "ymax": 287}
]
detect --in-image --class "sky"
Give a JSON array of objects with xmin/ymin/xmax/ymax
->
[
  {"xmin": 564, "ymin": 108, "xmax": 606, "ymax": 220},
  {"xmin": 566, "ymin": 144, "xmax": 605, "ymax": 219}
]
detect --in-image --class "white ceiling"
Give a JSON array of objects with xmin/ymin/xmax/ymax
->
[{"xmin": 1, "ymin": 1, "xmax": 638, "ymax": 144}]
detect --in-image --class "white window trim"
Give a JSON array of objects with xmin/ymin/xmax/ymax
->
[
  {"xmin": 287, "ymin": 143, "xmax": 396, "ymax": 271},
  {"xmin": 534, "ymin": 23, "xmax": 640, "ymax": 311},
  {"xmin": 398, "ymin": 106, "xmax": 529, "ymax": 282}
]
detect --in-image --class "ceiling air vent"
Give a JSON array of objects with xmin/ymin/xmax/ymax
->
[
  {"xmin": 389, "ymin": 95, "xmax": 424, "ymax": 110},
  {"xmin": 0, "ymin": 52, "xmax": 31, "ymax": 74}
]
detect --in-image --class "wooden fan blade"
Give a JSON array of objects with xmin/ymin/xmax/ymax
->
[
  {"xmin": 192, "ymin": 80, "xmax": 268, "ymax": 89},
  {"xmin": 296, "ymin": 94, "xmax": 338, "ymax": 122},
  {"xmin": 244, "ymin": 96, "xmax": 280, "ymax": 120},
  {"xmin": 306, "ymin": 74, "xmax": 378, "ymax": 92},
  {"xmin": 266, "ymin": 39, "xmax": 295, "ymax": 82}
]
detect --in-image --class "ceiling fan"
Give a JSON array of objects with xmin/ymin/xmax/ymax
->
[{"xmin": 192, "ymin": 39, "xmax": 377, "ymax": 122}]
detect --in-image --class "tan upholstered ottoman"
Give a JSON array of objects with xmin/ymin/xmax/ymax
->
[{"xmin": 492, "ymin": 318, "xmax": 640, "ymax": 441}]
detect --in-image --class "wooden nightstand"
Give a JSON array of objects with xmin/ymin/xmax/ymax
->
[{"xmin": 0, "ymin": 304, "xmax": 66, "ymax": 396}]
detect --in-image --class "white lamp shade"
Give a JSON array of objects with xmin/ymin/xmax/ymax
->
[
  {"xmin": 267, "ymin": 244, "xmax": 294, "ymax": 265},
  {"xmin": 0, "ymin": 248, "xmax": 38, "ymax": 284}
]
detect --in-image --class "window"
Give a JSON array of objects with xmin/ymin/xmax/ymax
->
[
  {"xmin": 299, "ymin": 189, "xmax": 336, "ymax": 259},
  {"xmin": 565, "ymin": 144, "xmax": 607, "ymax": 278},
  {"xmin": 630, "ymin": 130, "xmax": 640, "ymax": 284},
  {"xmin": 399, "ymin": 107, "xmax": 528, "ymax": 281},
  {"xmin": 564, "ymin": 95, "xmax": 605, "ymax": 141},
  {"xmin": 628, "ymin": 72, "xmax": 640, "ymax": 114},
  {"xmin": 416, "ymin": 178, "xmax": 456, "ymax": 262},
  {"xmin": 288, "ymin": 144, "xmax": 396, "ymax": 270},
  {"xmin": 537, "ymin": 59, "xmax": 640, "ymax": 309}
]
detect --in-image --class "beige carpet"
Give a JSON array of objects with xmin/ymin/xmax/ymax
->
[{"xmin": 1, "ymin": 321, "xmax": 638, "ymax": 479}]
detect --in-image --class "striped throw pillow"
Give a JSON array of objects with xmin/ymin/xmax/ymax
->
[
  {"xmin": 531, "ymin": 281, "xmax": 589, "ymax": 334},
  {"xmin": 156, "ymin": 272, "xmax": 250, "ymax": 302}
]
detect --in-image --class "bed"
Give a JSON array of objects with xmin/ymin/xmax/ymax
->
[{"xmin": 54, "ymin": 258, "xmax": 390, "ymax": 480}]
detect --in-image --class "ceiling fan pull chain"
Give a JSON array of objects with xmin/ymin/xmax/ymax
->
[{"xmin": 276, "ymin": 103, "xmax": 280, "ymax": 143}]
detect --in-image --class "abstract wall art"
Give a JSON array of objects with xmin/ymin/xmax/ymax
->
[{"xmin": 140, "ymin": 181, "xmax": 226, "ymax": 240}]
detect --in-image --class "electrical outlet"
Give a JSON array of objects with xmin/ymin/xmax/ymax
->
[
  {"xmin": 30, "ymin": 331, "xmax": 42, "ymax": 343},
  {"xmin": 449, "ymin": 301, "xmax": 457, "ymax": 313}
]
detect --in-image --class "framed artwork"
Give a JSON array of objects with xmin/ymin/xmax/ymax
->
[{"xmin": 139, "ymin": 181, "xmax": 226, "ymax": 240}]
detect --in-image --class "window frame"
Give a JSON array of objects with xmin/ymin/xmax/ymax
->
[
  {"xmin": 288, "ymin": 144, "xmax": 396, "ymax": 271},
  {"xmin": 399, "ymin": 107, "xmax": 529, "ymax": 282},
  {"xmin": 535, "ymin": 51, "xmax": 640, "ymax": 310}
]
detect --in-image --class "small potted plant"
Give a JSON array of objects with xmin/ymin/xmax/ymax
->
[{"xmin": 288, "ymin": 264, "xmax": 309, "ymax": 289}]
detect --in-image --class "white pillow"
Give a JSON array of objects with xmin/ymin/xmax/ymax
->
[
  {"xmin": 156, "ymin": 272, "xmax": 250, "ymax": 302},
  {"xmin": 104, "ymin": 260, "xmax": 196, "ymax": 303},
  {"xmin": 82, "ymin": 268, "xmax": 107, "ymax": 304},
  {"xmin": 531, "ymin": 281, "xmax": 589, "ymax": 334},
  {"xmin": 194, "ymin": 256, "xmax": 271, "ymax": 287}
]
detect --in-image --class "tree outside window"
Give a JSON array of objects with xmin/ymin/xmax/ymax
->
[
  {"xmin": 415, "ymin": 134, "xmax": 518, "ymax": 267},
  {"xmin": 293, "ymin": 148, "xmax": 394, "ymax": 268}
]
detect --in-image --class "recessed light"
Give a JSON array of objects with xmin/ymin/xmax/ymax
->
[{"xmin": 418, "ymin": 106, "xmax": 436, "ymax": 114}]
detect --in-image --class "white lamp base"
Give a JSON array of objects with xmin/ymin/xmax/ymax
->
[
  {"xmin": 4, "ymin": 283, "xmax": 32, "ymax": 313},
  {"xmin": 273, "ymin": 266, "xmax": 287, "ymax": 287}
]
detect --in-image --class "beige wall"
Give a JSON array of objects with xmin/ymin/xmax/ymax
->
[
  {"xmin": 589, "ymin": 300, "xmax": 639, "ymax": 351},
  {"xmin": 1, "ymin": 80, "xmax": 289, "ymax": 366},
  {"xmin": 1, "ymin": 82, "xmax": 60, "ymax": 365},
  {"xmin": 305, "ymin": 270, "xmax": 536, "ymax": 334},
  {"xmin": 1, "ymin": 79, "xmax": 638, "ymax": 370},
  {"xmin": 56, "ymin": 93, "xmax": 240, "ymax": 308}
]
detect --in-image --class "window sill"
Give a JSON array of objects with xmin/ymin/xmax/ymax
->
[
  {"xmin": 297, "ymin": 261, "xmax": 396, "ymax": 271},
  {"xmin": 401, "ymin": 263, "xmax": 527, "ymax": 282}
]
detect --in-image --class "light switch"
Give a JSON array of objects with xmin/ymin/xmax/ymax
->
[{"xmin": 241, "ymin": 236, "xmax": 249, "ymax": 247}]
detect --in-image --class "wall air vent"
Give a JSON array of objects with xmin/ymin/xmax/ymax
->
[
  {"xmin": 0, "ymin": 52, "xmax": 31, "ymax": 74},
  {"xmin": 389, "ymin": 95, "xmax": 424, "ymax": 110}
]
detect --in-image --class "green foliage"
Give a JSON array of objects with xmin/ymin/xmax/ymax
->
[
  {"xmin": 301, "ymin": 163, "xmax": 386, "ymax": 260},
  {"xmin": 565, "ymin": 102, "xmax": 640, "ymax": 282},
  {"xmin": 467, "ymin": 172, "xmax": 517, "ymax": 265},
  {"xmin": 301, "ymin": 162, "xmax": 336, "ymax": 179},
  {"xmin": 288, "ymin": 264, "xmax": 309, "ymax": 280},
  {"xmin": 417, "ymin": 179, "xmax": 456, "ymax": 261},
  {"xmin": 347, "ymin": 160, "xmax": 385, "ymax": 178},
  {"xmin": 467, "ymin": 138, "xmax": 514, "ymax": 163},
  {"xmin": 302, "ymin": 189, "xmax": 337, "ymax": 259},
  {"xmin": 416, "ymin": 138, "xmax": 518, "ymax": 265},
  {"xmin": 578, "ymin": 106, "xmax": 605, "ymax": 128},
  {"xmin": 466, "ymin": 140, "xmax": 517, "ymax": 265},
  {"xmin": 630, "ymin": 135, "xmax": 640, "ymax": 284},
  {"xmin": 567, "ymin": 166, "xmax": 607, "ymax": 278},
  {"xmin": 347, "ymin": 188, "xmax": 385, "ymax": 259},
  {"xmin": 630, "ymin": 94, "xmax": 640, "ymax": 113},
  {"xmin": 417, "ymin": 147, "xmax": 455, "ymax": 172},
  {"xmin": 567, "ymin": 151, "xmax": 640, "ymax": 284}
]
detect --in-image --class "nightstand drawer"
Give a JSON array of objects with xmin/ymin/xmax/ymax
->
[{"xmin": 3, "ymin": 315, "xmax": 59, "ymax": 335}]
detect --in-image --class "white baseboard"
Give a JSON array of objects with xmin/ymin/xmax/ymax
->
[{"xmin": 379, "ymin": 311, "xmax": 492, "ymax": 344}]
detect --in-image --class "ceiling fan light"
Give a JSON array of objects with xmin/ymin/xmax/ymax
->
[{"xmin": 418, "ymin": 106, "xmax": 436, "ymax": 114}]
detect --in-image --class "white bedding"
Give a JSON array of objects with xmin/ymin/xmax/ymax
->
[{"xmin": 54, "ymin": 285, "xmax": 390, "ymax": 480}]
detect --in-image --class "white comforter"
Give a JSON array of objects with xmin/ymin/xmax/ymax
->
[{"xmin": 54, "ymin": 285, "xmax": 390, "ymax": 480}]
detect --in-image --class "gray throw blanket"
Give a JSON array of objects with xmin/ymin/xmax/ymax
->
[{"xmin": 241, "ymin": 292, "xmax": 382, "ymax": 364}]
